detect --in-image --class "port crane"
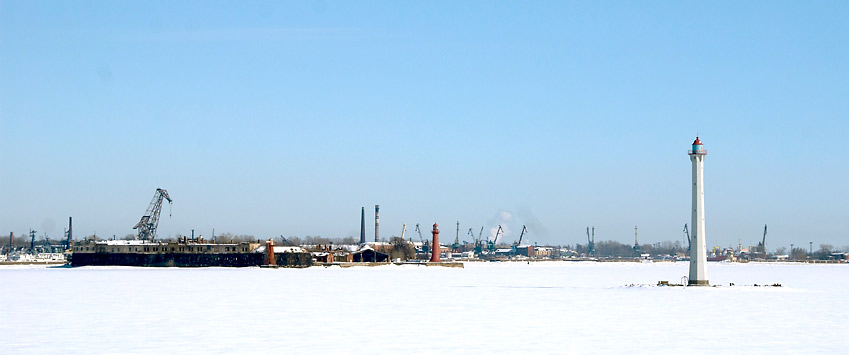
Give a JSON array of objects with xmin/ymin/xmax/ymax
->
[
  {"xmin": 586, "ymin": 227, "xmax": 596, "ymax": 257},
  {"xmin": 466, "ymin": 228, "xmax": 476, "ymax": 251},
  {"xmin": 415, "ymin": 223, "xmax": 429, "ymax": 253},
  {"xmin": 133, "ymin": 188, "xmax": 172, "ymax": 241},
  {"xmin": 487, "ymin": 225, "xmax": 503, "ymax": 252},
  {"xmin": 683, "ymin": 224, "xmax": 691, "ymax": 253},
  {"xmin": 469, "ymin": 227, "xmax": 485, "ymax": 254},
  {"xmin": 511, "ymin": 225, "xmax": 528, "ymax": 255}
]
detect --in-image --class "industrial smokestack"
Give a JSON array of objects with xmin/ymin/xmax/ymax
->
[
  {"xmin": 8, "ymin": 232, "xmax": 12, "ymax": 255},
  {"xmin": 360, "ymin": 207, "xmax": 366, "ymax": 245},
  {"xmin": 374, "ymin": 205, "xmax": 380, "ymax": 243},
  {"xmin": 68, "ymin": 217, "xmax": 73, "ymax": 248},
  {"xmin": 430, "ymin": 223, "xmax": 440, "ymax": 262}
]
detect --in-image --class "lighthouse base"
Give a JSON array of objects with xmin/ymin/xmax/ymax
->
[{"xmin": 688, "ymin": 279, "xmax": 710, "ymax": 286}]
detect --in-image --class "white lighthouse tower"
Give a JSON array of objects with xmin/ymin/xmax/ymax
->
[{"xmin": 688, "ymin": 137, "xmax": 709, "ymax": 286}]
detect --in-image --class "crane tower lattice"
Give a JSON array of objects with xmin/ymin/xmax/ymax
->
[{"xmin": 133, "ymin": 188, "xmax": 172, "ymax": 241}]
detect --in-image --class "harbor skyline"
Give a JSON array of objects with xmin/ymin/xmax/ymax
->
[{"xmin": 1, "ymin": 1, "xmax": 848, "ymax": 248}]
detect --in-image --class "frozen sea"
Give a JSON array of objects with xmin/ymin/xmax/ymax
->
[{"xmin": 1, "ymin": 261, "xmax": 847, "ymax": 354}]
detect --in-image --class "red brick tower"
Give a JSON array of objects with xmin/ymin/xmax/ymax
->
[{"xmin": 430, "ymin": 223, "xmax": 440, "ymax": 262}]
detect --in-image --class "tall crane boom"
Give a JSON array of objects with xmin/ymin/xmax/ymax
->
[
  {"xmin": 493, "ymin": 225, "xmax": 503, "ymax": 244},
  {"xmin": 510, "ymin": 225, "xmax": 529, "ymax": 256},
  {"xmin": 133, "ymin": 188, "xmax": 172, "ymax": 241},
  {"xmin": 586, "ymin": 226, "xmax": 596, "ymax": 257},
  {"xmin": 485, "ymin": 225, "xmax": 503, "ymax": 253},
  {"xmin": 415, "ymin": 223, "xmax": 428, "ymax": 253},
  {"xmin": 515, "ymin": 225, "xmax": 528, "ymax": 246},
  {"xmin": 468, "ymin": 228, "xmax": 481, "ymax": 253}
]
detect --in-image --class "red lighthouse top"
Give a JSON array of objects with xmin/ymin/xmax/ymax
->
[{"xmin": 689, "ymin": 136, "xmax": 707, "ymax": 155}]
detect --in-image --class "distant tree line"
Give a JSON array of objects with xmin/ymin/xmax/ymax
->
[
  {"xmin": 790, "ymin": 247, "xmax": 808, "ymax": 260},
  {"xmin": 571, "ymin": 240, "xmax": 687, "ymax": 258},
  {"xmin": 811, "ymin": 244, "xmax": 843, "ymax": 260}
]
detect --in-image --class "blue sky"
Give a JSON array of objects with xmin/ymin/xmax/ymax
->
[{"xmin": 1, "ymin": 1, "xmax": 847, "ymax": 250}]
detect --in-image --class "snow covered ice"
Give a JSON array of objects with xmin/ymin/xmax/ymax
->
[{"xmin": 1, "ymin": 262, "xmax": 847, "ymax": 354}]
